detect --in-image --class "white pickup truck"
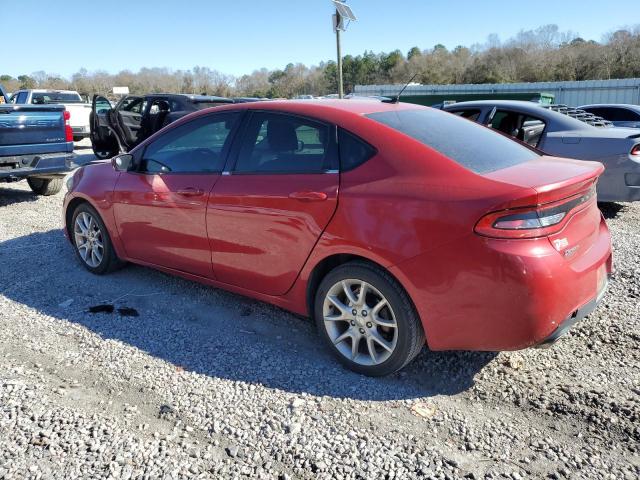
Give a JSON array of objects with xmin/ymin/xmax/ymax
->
[{"xmin": 10, "ymin": 89, "xmax": 92, "ymax": 143}]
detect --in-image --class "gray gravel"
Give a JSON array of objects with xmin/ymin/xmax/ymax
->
[{"xmin": 0, "ymin": 167, "xmax": 639, "ymax": 479}]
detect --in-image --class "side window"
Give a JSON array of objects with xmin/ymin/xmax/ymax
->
[
  {"xmin": 234, "ymin": 112, "xmax": 334, "ymax": 173},
  {"xmin": 120, "ymin": 97, "xmax": 145, "ymax": 114},
  {"xmin": 338, "ymin": 129, "xmax": 376, "ymax": 171},
  {"xmin": 15, "ymin": 92, "xmax": 28, "ymax": 104},
  {"xmin": 453, "ymin": 109, "xmax": 481, "ymax": 121},
  {"xmin": 491, "ymin": 110, "xmax": 545, "ymax": 147},
  {"xmin": 140, "ymin": 113, "xmax": 239, "ymax": 174},
  {"xmin": 94, "ymin": 97, "xmax": 112, "ymax": 114},
  {"xmin": 611, "ymin": 108, "xmax": 640, "ymax": 121}
]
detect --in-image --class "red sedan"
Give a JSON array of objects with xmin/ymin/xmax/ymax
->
[{"xmin": 63, "ymin": 100, "xmax": 612, "ymax": 376}]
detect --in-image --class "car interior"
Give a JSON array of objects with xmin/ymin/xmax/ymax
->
[
  {"xmin": 236, "ymin": 115, "xmax": 330, "ymax": 173},
  {"xmin": 140, "ymin": 99, "xmax": 171, "ymax": 139},
  {"xmin": 115, "ymin": 96, "xmax": 146, "ymax": 146},
  {"xmin": 489, "ymin": 110, "xmax": 546, "ymax": 148}
]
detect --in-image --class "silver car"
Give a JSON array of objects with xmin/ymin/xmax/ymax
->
[
  {"xmin": 579, "ymin": 104, "xmax": 640, "ymax": 129},
  {"xmin": 443, "ymin": 100, "xmax": 640, "ymax": 203}
]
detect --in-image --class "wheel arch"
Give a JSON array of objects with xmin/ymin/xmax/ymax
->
[
  {"xmin": 65, "ymin": 196, "xmax": 91, "ymax": 239},
  {"xmin": 305, "ymin": 254, "xmax": 423, "ymax": 335}
]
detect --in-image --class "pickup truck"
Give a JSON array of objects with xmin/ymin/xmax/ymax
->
[
  {"xmin": 1, "ymin": 84, "xmax": 74, "ymax": 195},
  {"xmin": 11, "ymin": 89, "xmax": 92, "ymax": 142}
]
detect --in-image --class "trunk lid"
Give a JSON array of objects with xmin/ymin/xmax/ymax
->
[{"xmin": 484, "ymin": 156, "xmax": 605, "ymax": 262}]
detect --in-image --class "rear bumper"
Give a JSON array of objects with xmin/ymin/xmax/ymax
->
[
  {"xmin": 390, "ymin": 214, "xmax": 613, "ymax": 351},
  {"xmin": 536, "ymin": 272, "xmax": 610, "ymax": 347},
  {"xmin": 71, "ymin": 126, "xmax": 90, "ymax": 138},
  {"xmin": 0, "ymin": 152, "xmax": 74, "ymax": 180}
]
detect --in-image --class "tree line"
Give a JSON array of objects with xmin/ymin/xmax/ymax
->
[{"xmin": 2, "ymin": 24, "xmax": 639, "ymax": 99}]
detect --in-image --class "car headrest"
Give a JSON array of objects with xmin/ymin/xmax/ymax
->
[{"xmin": 267, "ymin": 119, "xmax": 298, "ymax": 152}]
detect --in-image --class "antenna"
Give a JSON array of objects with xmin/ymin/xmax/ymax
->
[{"xmin": 383, "ymin": 72, "xmax": 419, "ymax": 104}]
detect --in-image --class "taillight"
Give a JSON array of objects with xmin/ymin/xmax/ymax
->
[
  {"xmin": 475, "ymin": 185, "xmax": 596, "ymax": 239},
  {"xmin": 63, "ymin": 110, "xmax": 73, "ymax": 142},
  {"xmin": 631, "ymin": 144, "xmax": 640, "ymax": 156}
]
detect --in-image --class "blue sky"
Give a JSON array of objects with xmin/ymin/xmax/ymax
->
[{"xmin": 3, "ymin": 0, "xmax": 637, "ymax": 78}]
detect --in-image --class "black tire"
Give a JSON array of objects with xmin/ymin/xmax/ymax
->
[
  {"xmin": 70, "ymin": 202, "xmax": 125, "ymax": 274},
  {"xmin": 73, "ymin": 136, "xmax": 83, "ymax": 142},
  {"xmin": 91, "ymin": 143, "xmax": 119, "ymax": 160},
  {"xmin": 314, "ymin": 261, "xmax": 425, "ymax": 376},
  {"xmin": 27, "ymin": 177, "xmax": 63, "ymax": 196}
]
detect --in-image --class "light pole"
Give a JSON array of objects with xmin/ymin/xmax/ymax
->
[{"xmin": 332, "ymin": 1, "xmax": 357, "ymax": 99}]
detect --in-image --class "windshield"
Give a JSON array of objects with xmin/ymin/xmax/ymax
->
[
  {"xmin": 366, "ymin": 108, "xmax": 540, "ymax": 174},
  {"xmin": 32, "ymin": 92, "xmax": 82, "ymax": 104}
]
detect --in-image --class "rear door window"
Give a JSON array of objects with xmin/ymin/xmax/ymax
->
[
  {"xmin": 490, "ymin": 110, "xmax": 546, "ymax": 148},
  {"xmin": 366, "ymin": 108, "xmax": 539, "ymax": 174},
  {"xmin": 233, "ymin": 112, "xmax": 336, "ymax": 173},
  {"xmin": 452, "ymin": 109, "xmax": 482, "ymax": 121}
]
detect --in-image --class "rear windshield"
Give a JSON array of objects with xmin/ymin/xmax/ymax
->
[
  {"xmin": 32, "ymin": 92, "xmax": 82, "ymax": 104},
  {"xmin": 366, "ymin": 108, "xmax": 539, "ymax": 174}
]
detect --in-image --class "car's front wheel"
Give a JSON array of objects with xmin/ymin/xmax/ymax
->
[
  {"xmin": 314, "ymin": 261, "xmax": 425, "ymax": 376},
  {"xmin": 71, "ymin": 203, "xmax": 124, "ymax": 274}
]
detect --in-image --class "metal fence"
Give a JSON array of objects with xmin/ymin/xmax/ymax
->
[{"xmin": 354, "ymin": 78, "xmax": 640, "ymax": 106}]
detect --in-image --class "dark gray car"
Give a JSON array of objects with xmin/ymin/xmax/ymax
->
[
  {"xmin": 443, "ymin": 100, "xmax": 640, "ymax": 202},
  {"xmin": 579, "ymin": 104, "xmax": 640, "ymax": 129}
]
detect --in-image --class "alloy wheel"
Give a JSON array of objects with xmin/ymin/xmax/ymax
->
[
  {"xmin": 73, "ymin": 211, "xmax": 104, "ymax": 268},
  {"xmin": 322, "ymin": 279, "xmax": 398, "ymax": 366}
]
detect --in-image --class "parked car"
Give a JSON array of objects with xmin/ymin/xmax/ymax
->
[
  {"xmin": 63, "ymin": 100, "xmax": 612, "ymax": 376},
  {"xmin": 443, "ymin": 100, "xmax": 640, "ymax": 202},
  {"xmin": 0, "ymin": 84, "xmax": 74, "ymax": 195},
  {"xmin": 90, "ymin": 93, "xmax": 240, "ymax": 160},
  {"xmin": 11, "ymin": 89, "xmax": 92, "ymax": 143},
  {"xmin": 579, "ymin": 104, "xmax": 640, "ymax": 129}
]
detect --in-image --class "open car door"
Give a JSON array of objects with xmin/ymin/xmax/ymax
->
[
  {"xmin": 112, "ymin": 96, "xmax": 145, "ymax": 150},
  {"xmin": 90, "ymin": 95, "xmax": 120, "ymax": 159}
]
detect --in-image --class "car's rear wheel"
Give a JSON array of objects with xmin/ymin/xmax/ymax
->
[
  {"xmin": 71, "ymin": 203, "xmax": 124, "ymax": 274},
  {"xmin": 27, "ymin": 177, "xmax": 63, "ymax": 196},
  {"xmin": 314, "ymin": 261, "xmax": 425, "ymax": 376}
]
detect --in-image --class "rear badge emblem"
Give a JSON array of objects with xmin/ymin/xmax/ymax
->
[
  {"xmin": 564, "ymin": 245, "xmax": 580, "ymax": 258},
  {"xmin": 553, "ymin": 238, "xmax": 569, "ymax": 250}
]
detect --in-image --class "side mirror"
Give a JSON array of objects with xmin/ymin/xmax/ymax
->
[{"xmin": 112, "ymin": 154, "xmax": 133, "ymax": 172}]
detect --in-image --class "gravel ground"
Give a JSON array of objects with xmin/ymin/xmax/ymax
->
[{"xmin": 0, "ymin": 163, "xmax": 638, "ymax": 479}]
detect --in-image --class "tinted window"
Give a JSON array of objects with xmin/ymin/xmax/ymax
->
[
  {"xmin": 584, "ymin": 107, "xmax": 640, "ymax": 122},
  {"xmin": 234, "ymin": 112, "xmax": 334, "ymax": 173},
  {"xmin": 367, "ymin": 108, "xmax": 539, "ymax": 174},
  {"xmin": 94, "ymin": 97, "xmax": 112, "ymax": 114},
  {"xmin": 120, "ymin": 97, "xmax": 145, "ymax": 113},
  {"xmin": 490, "ymin": 110, "xmax": 546, "ymax": 148},
  {"xmin": 338, "ymin": 129, "xmax": 376, "ymax": 171},
  {"xmin": 31, "ymin": 92, "xmax": 82, "ymax": 104},
  {"xmin": 140, "ymin": 113, "xmax": 239, "ymax": 174},
  {"xmin": 453, "ymin": 109, "xmax": 482, "ymax": 121},
  {"xmin": 15, "ymin": 92, "xmax": 28, "ymax": 104}
]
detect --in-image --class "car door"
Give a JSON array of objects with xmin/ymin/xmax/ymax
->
[
  {"xmin": 90, "ymin": 95, "xmax": 119, "ymax": 154},
  {"xmin": 112, "ymin": 112, "xmax": 241, "ymax": 277},
  {"xmin": 111, "ymin": 96, "xmax": 146, "ymax": 149},
  {"xmin": 208, "ymin": 111, "xmax": 339, "ymax": 296}
]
